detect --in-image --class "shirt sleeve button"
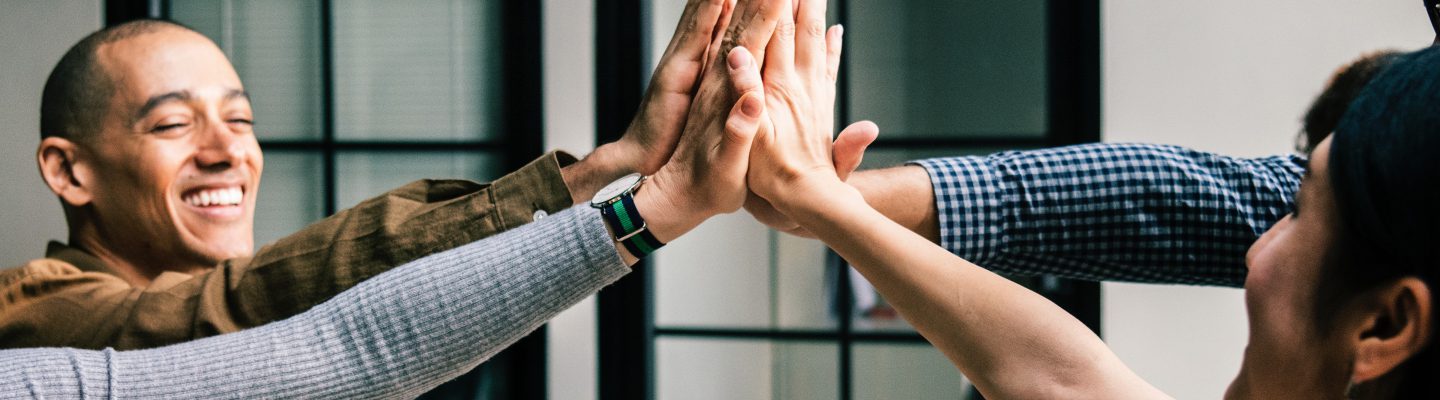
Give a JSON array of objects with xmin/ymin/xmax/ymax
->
[{"xmin": 533, "ymin": 210, "xmax": 549, "ymax": 220}]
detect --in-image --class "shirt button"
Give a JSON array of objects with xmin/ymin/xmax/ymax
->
[{"xmin": 533, "ymin": 210, "xmax": 549, "ymax": 220}]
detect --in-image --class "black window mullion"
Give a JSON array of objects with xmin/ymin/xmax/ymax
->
[
  {"xmin": 1043, "ymin": 0, "xmax": 1104, "ymax": 336},
  {"xmin": 595, "ymin": 0, "xmax": 653, "ymax": 399},
  {"xmin": 105, "ymin": 0, "xmax": 164, "ymax": 26},
  {"xmin": 319, "ymin": 0, "xmax": 337, "ymax": 217},
  {"xmin": 835, "ymin": 2, "xmax": 854, "ymax": 398}
]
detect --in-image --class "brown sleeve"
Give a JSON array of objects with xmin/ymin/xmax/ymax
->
[{"xmin": 0, "ymin": 152, "xmax": 575, "ymax": 350}]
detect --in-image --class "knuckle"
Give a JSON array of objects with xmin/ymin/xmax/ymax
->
[
  {"xmin": 776, "ymin": 20, "xmax": 796, "ymax": 40},
  {"xmin": 803, "ymin": 20, "xmax": 826, "ymax": 39}
]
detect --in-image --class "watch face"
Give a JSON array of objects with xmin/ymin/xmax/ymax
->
[{"xmin": 591, "ymin": 173, "xmax": 644, "ymax": 206}]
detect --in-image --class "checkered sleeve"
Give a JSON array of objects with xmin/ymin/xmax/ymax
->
[{"xmin": 911, "ymin": 142, "xmax": 1305, "ymax": 287}]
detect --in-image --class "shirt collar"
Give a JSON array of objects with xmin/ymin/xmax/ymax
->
[{"xmin": 45, "ymin": 241, "xmax": 114, "ymax": 274}]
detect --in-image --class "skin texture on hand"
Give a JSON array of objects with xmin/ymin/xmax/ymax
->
[
  {"xmin": 634, "ymin": 0, "xmax": 793, "ymax": 240},
  {"xmin": 744, "ymin": 0, "xmax": 849, "ymax": 211},
  {"xmin": 742, "ymin": 121, "xmax": 876, "ymax": 237},
  {"xmin": 559, "ymin": 0, "xmax": 730, "ymax": 206},
  {"xmin": 620, "ymin": 0, "xmax": 731, "ymax": 175}
]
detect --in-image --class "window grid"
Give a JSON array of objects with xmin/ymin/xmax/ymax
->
[
  {"xmin": 111, "ymin": 0, "xmax": 547, "ymax": 398},
  {"xmin": 611, "ymin": 0, "xmax": 1104, "ymax": 399}
]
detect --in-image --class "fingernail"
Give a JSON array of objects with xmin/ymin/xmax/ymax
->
[
  {"xmin": 729, "ymin": 46, "xmax": 750, "ymax": 69},
  {"xmin": 741, "ymin": 94, "xmax": 761, "ymax": 118},
  {"xmin": 836, "ymin": 24, "xmax": 844, "ymax": 37}
]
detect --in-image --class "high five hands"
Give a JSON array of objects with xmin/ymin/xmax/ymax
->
[
  {"xmin": 617, "ymin": 0, "xmax": 876, "ymax": 260},
  {"xmin": 637, "ymin": 0, "xmax": 877, "ymax": 238}
]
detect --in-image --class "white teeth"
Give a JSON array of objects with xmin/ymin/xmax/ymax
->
[{"xmin": 183, "ymin": 187, "xmax": 243, "ymax": 207}]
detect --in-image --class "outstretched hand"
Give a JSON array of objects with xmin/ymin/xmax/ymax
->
[
  {"xmin": 744, "ymin": 121, "xmax": 877, "ymax": 237},
  {"xmin": 744, "ymin": 0, "xmax": 859, "ymax": 213},
  {"xmin": 617, "ymin": 0, "xmax": 730, "ymax": 175},
  {"xmin": 631, "ymin": 0, "xmax": 793, "ymax": 244}
]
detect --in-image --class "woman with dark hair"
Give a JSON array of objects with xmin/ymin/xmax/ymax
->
[
  {"xmin": 1299, "ymin": 50, "xmax": 1403, "ymax": 153},
  {"xmin": 741, "ymin": 26, "xmax": 1439, "ymax": 398}
]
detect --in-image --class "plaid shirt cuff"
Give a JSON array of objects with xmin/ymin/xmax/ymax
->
[{"xmin": 910, "ymin": 157, "xmax": 1005, "ymax": 264}]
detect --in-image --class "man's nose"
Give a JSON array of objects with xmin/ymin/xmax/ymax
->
[{"xmin": 194, "ymin": 118, "xmax": 247, "ymax": 170}]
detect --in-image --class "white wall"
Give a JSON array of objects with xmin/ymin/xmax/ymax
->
[
  {"xmin": 1101, "ymin": 1, "xmax": 1429, "ymax": 398},
  {"xmin": 0, "ymin": 0, "xmax": 101, "ymax": 266},
  {"xmin": 542, "ymin": 1, "xmax": 598, "ymax": 399}
]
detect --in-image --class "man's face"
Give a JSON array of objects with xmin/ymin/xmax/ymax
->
[{"xmin": 81, "ymin": 28, "xmax": 263, "ymax": 268}]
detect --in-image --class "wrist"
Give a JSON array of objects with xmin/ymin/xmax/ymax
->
[
  {"xmin": 561, "ymin": 143, "xmax": 637, "ymax": 205},
  {"xmin": 772, "ymin": 174, "xmax": 864, "ymax": 220},
  {"xmin": 632, "ymin": 175, "xmax": 707, "ymax": 244}
]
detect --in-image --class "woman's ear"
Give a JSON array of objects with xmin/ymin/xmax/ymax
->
[
  {"xmin": 36, "ymin": 137, "xmax": 93, "ymax": 207},
  {"xmin": 1350, "ymin": 277, "xmax": 1432, "ymax": 383}
]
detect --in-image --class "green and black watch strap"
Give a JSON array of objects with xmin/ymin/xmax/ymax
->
[{"xmin": 598, "ymin": 194, "xmax": 665, "ymax": 258}]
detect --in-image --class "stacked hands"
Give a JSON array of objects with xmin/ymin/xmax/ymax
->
[{"xmin": 609, "ymin": 0, "xmax": 879, "ymax": 247}]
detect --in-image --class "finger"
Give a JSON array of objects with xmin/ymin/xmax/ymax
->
[
  {"xmin": 764, "ymin": 0, "xmax": 797, "ymax": 78},
  {"xmin": 795, "ymin": 0, "xmax": 828, "ymax": 71},
  {"xmin": 832, "ymin": 120, "xmax": 878, "ymax": 181},
  {"xmin": 719, "ymin": 0, "xmax": 788, "ymax": 71},
  {"xmin": 702, "ymin": 0, "xmax": 738, "ymax": 77},
  {"xmin": 653, "ymin": 0, "xmax": 725, "ymax": 93},
  {"xmin": 727, "ymin": 46, "xmax": 765, "ymax": 99},
  {"xmin": 664, "ymin": 0, "xmax": 725, "ymax": 63},
  {"xmin": 721, "ymin": 48, "xmax": 765, "ymax": 166},
  {"xmin": 825, "ymin": 24, "xmax": 844, "ymax": 82}
]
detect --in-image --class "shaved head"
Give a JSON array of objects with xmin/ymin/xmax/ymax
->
[{"xmin": 39, "ymin": 19, "xmax": 197, "ymax": 141}]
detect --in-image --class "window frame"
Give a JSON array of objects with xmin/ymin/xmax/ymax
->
[
  {"xmin": 106, "ymin": 0, "xmax": 548, "ymax": 398},
  {"xmin": 595, "ymin": 0, "xmax": 1102, "ymax": 399}
]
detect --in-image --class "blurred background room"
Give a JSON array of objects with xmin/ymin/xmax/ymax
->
[{"xmin": 0, "ymin": 0, "xmax": 1430, "ymax": 399}]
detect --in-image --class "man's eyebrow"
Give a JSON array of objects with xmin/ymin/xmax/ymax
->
[
  {"xmin": 132, "ymin": 91, "xmax": 191, "ymax": 124},
  {"xmin": 225, "ymin": 89, "xmax": 250, "ymax": 103}
]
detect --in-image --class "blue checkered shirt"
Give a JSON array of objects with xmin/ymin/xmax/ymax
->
[{"xmin": 911, "ymin": 143, "xmax": 1306, "ymax": 287}]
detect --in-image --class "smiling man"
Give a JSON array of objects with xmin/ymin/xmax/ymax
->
[
  {"xmin": 0, "ymin": 0, "xmax": 815, "ymax": 350},
  {"xmin": 35, "ymin": 24, "xmax": 263, "ymax": 285}
]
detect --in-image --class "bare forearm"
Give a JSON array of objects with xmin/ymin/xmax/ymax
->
[
  {"xmin": 778, "ymin": 180, "xmax": 1161, "ymax": 399},
  {"xmin": 848, "ymin": 166, "xmax": 940, "ymax": 243}
]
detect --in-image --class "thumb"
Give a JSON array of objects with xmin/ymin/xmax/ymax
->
[
  {"xmin": 719, "ymin": 46, "xmax": 764, "ymax": 166},
  {"xmin": 833, "ymin": 120, "xmax": 878, "ymax": 181}
]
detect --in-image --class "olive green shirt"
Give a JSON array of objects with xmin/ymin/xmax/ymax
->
[{"xmin": 0, "ymin": 152, "xmax": 576, "ymax": 350}]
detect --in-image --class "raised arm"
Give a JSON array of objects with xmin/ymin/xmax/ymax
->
[
  {"xmin": 783, "ymin": 182, "xmax": 1168, "ymax": 398},
  {"xmin": 740, "ymin": 2, "xmax": 1168, "ymax": 394},
  {"xmin": 0, "ymin": 207, "xmax": 628, "ymax": 399},
  {"xmin": 0, "ymin": 0, "xmax": 739, "ymax": 351},
  {"xmin": 754, "ymin": 142, "xmax": 1305, "ymax": 287},
  {"xmin": 0, "ymin": 1, "xmax": 792, "ymax": 395},
  {"xmin": 908, "ymin": 144, "xmax": 1303, "ymax": 286}
]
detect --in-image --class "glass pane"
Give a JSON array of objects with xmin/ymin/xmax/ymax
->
[
  {"xmin": 171, "ymin": 0, "xmax": 324, "ymax": 141},
  {"xmin": 657, "ymin": 338, "xmax": 837, "ymax": 400},
  {"xmin": 847, "ymin": 0, "xmax": 1047, "ymax": 139},
  {"xmin": 335, "ymin": 151, "xmax": 502, "ymax": 211},
  {"xmin": 773, "ymin": 234, "xmax": 837, "ymax": 330},
  {"xmin": 332, "ymin": 0, "xmax": 503, "ymax": 141},
  {"xmin": 852, "ymin": 343, "xmax": 973, "ymax": 400},
  {"xmin": 654, "ymin": 213, "xmax": 774, "ymax": 328},
  {"xmin": 253, "ymin": 151, "xmax": 324, "ymax": 247}
]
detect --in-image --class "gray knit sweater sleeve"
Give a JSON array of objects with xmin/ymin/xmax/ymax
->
[{"xmin": 0, "ymin": 206, "xmax": 628, "ymax": 399}]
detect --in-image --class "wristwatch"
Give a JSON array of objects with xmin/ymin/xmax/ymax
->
[{"xmin": 590, "ymin": 173, "xmax": 665, "ymax": 258}]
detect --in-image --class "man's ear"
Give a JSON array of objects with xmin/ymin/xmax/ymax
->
[
  {"xmin": 36, "ymin": 136, "xmax": 94, "ymax": 207},
  {"xmin": 1350, "ymin": 277, "xmax": 1432, "ymax": 383}
]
